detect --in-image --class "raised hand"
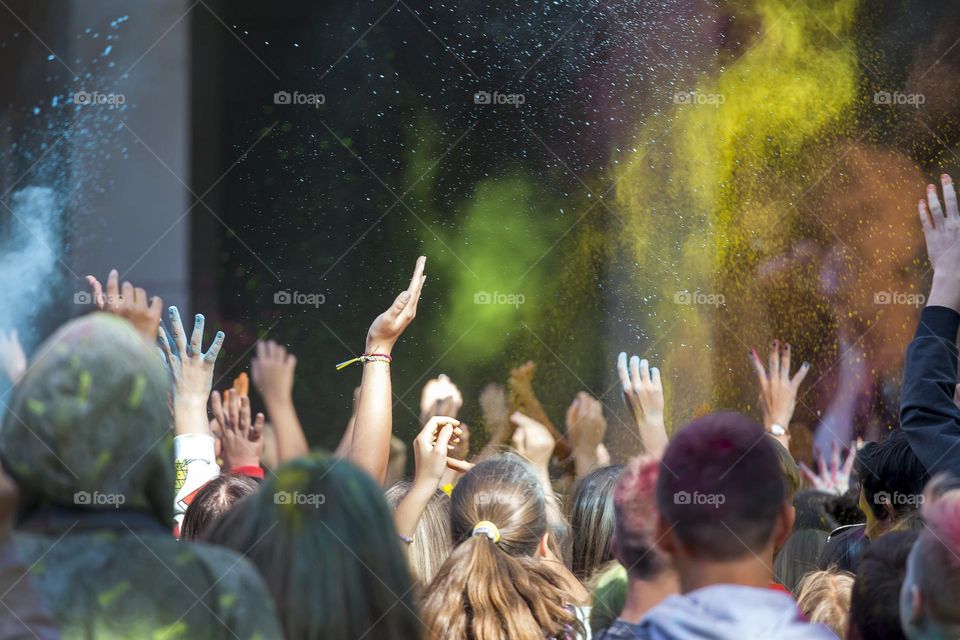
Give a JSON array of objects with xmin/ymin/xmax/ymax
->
[
  {"xmin": 159, "ymin": 307, "xmax": 224, "ymax": 436},
  {"xmin": 251, "ymin": 340, "xmax": 307, "ymax": 462},
  {"xmin": 565, "ymin": 392, "xmax": 607, "ymax": 477},
  {"xmin": 86, "ymin": 269, "xmax": 163, "ymax": 341},
  {"xmin": 251, "ymin": 340, "xmax": 297, "ymax": 404},
  {"xmin": 750, "ymin": 340, "xmax": 810, "ymax": 449},
  {"xmin": 0, "ymin": 329, "xmax": 26, "ymax": 384},
  {"xmin": 366, "ymin": 255, "xmax": 426, "ymax": 355},
  {"xmin": 413, "ymin": 416, "xmax": 463, "ymax": 488},
  {"xmin": 212, "ymin": 389, "xmax": 264, "ymax": 470},
  {"xmin": 510, "ymin": 411, "xmax": 556, "ymax": 471},
  {"xmin": 349, "ymin": 256, "xmax": 427, "ymax": 484},
  {"xmin": 419, "ymin": 374, "xmax": 463, "ymax": 421},
  {"xmin": 617, "ymin": 353, "xmax": 668, "ymax": 458},
  {"xmin": 920, "ymin": 174, "xmax": 960, "ymax": 311},
  {"xmin": 799, "ymin": 441, "xmax": 856, "ymax": 496},
  {"xmin": 394, "ymin": 415, "xmax": 462, "ymax": 541}
]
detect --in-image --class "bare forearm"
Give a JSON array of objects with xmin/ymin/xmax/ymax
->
[
  {"xmin": 263, "ymin": 396, "xmax": 308, "ymax": 462},
  {"xmin": 174, "ymin": 395, "xmax": 209, "ymax": 436},
  {"xmin": 349, "ymin": 361, "xmax": 392, "ymax": 482},
  {"xmin": 394, "ymin": 481, "xmax": 434, "ymax": 539},
  {"xmin": 639, "ymin": 418, "xmax": 669, "ymax": 459},
  {"xmin": 336, "ymin": 414, "xmax": 357, "ymax": 457}
]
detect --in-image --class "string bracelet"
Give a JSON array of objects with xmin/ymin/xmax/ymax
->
[{"xmin": 335, "ymin": 353, "xmax": 393, "ymax": 371}]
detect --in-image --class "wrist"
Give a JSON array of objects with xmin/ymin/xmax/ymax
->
[
  {"xmin": 411, "ymin": 474, "xmax": 440, "ymax": 494},
  {"xmin": 174, "ymin": 392, "xmax": 208, "ymax": 408},
  {"xmin": 929, "ymin": 272, "xmax": 960, "ymax": 311},
  {"xmin": 262, "ymin": 392, "xmax": 294, "ymax": 408},
  {"xmin": 364, "ymin": 340, "xmax": 394, "ymax": 356},
  {"xmin": 228, "ymin": 456, "xmax": 261, "ymax": 470}
]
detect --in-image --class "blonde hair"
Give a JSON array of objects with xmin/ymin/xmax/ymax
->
[
  {"xmin": 384, "ymin": 481, "xmax": 452, "ymax": 586},
  {"xmin": 795, "ymin": 569, "xmax": 853, "ymax": 636},
  {"xmin": 420, "ymin": 453, "xmax": 581, "ymax": 640}
]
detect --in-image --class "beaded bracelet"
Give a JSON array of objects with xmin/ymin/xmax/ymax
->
[{"xmin": 335, "ymin": 353, "xmax": 393, "ymax": 371}]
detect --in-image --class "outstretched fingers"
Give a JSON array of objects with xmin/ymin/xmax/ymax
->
[
  {"xmin": 168, "ymin": 307, "xmax": 188, "ymax": 356},
  {"xmin": 204, "ymin": 330, "xmax": 225, "ymax": 365},
  {"xmin": 928, "ymin": 183, "xmax": 946, "ymax": 220},
  {"xmin": 190, "ymin": 314, "xmax": 205, "ymax": 357},
  {"xmin": 943, "ymin": 174, "xmax": 959, "ymax": 219}
]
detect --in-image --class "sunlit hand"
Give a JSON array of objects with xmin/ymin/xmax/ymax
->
[
  {"xmin": 212, "ymin": 389, "xmax": 264, "ymax": 469},
  {"xmin": 920, "ymin": 174, "xmax": 960, "ymax": 311},
  {"xmin": 617, "ymin": 353, "xmax": 668, "ymax": 457},
  {"xmin": 565, "ymin": 391, "xmax": 606, "ymax": 456},
  {"xmin": 420, "ymin": 373, "xmax": 463, "ymax": 420},
  {"xmin": 0, "ymin": 329, "xmax": 26, "ymax": 384},
  {"xmin": 511, "ymin": 411, "xmax": 556, "ymax": 472},
  {"xmin": 412, "ymin": 416, "xmax": 462, "ymax": 489},
  {"xmin": 750, "ymin": 340, "xmax": 810, "ymax": 441},
  {"xmin": 799, "ymin": 441, "xmax": 856, "ymax": 496},
  {"xmin": 365, "ymin": 256, "xmax": 426, "ymax": 355},
  {"xmin": 86, "ymin": 269, "xmax": 163, "ymax": 342},
  {"xmin": 251, "ymin": 340, "xmax": 296, "ymax": 404}
]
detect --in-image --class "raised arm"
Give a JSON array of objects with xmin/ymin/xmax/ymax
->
[
  {"xmin": 900, "ymin": 174, "xmax": 960, "ymax": 477},
  {"xmin": 617, "ymin": 352, "xmax": 668, "ymax": 458},
  {"xmin": 345, "ymin": 256, "xmax": 426, "ymax": 483},
  {"xmin": 749, "ymin": 341, "xmax": 809, "ymax": 451},
  {"xmin": 251, "ymin": 340, "xmax": 307, "ymax": 462},
  {"xmin": 393, "ymin": 416, "xmax": 462, "ymax": 541}
]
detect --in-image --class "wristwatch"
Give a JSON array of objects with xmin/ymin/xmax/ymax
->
[{"xmin": 769, "ymin": 423, "xmax": 787, "ymax": 437}]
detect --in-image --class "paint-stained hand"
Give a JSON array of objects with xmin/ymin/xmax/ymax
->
[{"xmin": 158, "ymin": 307, "xmax": 224, "ymax": 402}]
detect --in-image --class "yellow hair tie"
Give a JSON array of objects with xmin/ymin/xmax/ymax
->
[{"xmin": 472, "ymin": 520, "xmax": 501, "ymax": 543}]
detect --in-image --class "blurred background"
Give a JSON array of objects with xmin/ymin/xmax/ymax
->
[{"xmin": 0, "ymin": 0, "xmax": 957, "ymax": 461}]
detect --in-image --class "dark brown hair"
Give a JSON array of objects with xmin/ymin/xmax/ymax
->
[{"xmin": 181, "ymin": 473, "xmax": 258, "ymax": 541}]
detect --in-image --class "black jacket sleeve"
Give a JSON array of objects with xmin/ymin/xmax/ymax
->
[{"xmin": 900, "ymin": 305, "xmax": 960, "ymax": 477}]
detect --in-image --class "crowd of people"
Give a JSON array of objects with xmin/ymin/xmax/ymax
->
[{"xmin": 1, "ymin": 176, "xmax": 960, "ymax": 639}]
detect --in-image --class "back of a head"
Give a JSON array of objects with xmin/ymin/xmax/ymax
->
[
  {"xmin": 793, "ymin": 490, "xmax": 841, "ymax": 532},
  {"xmin": 421, "ymin": 452, "xmax": 578, "ymax": 640},
  {"xmin": 818, "ymin": 524, "xmax": 869, "ymax": 573},
  {"xmin": 795, "ymin": 569, "xmax": 853, "ymax": 638},
  {"xmin": 204, "ymin": 453, "xmax": 420, "ymax": 640},
  {"xmin": 656, "ymin": 412, "xmax": 785, "ymax": 560},
  {"xmin": 612, "ymin": 455, "xmax": 668, "ymax": 580},
  {"xmin": 570, "ymin": 464, "xmax": 624, "ymax": 581},
  {"xmin": 181, "ymin": 473, "xmax": 258, "ymax": 541},
  {"xmin": 774, "ymin": 528, "xmax": 828, "ymax": 593},
  {"xmin": 384, "ymin": 480, "xmax": 452, "ymax": 585},
  {"xmin": 856, "ymin": 430, "xmax": 929, "ymax": 521},
  {"xmin": 0, "ymin": 314, "xmax": 172, "ymax": 525},
  {"xmin": 849, "ymin": 529, "xmax": 917, "ymax": 640},
  {"xmin": 905, "ymin": 475, "xmax": 960, "ymax": 635}
]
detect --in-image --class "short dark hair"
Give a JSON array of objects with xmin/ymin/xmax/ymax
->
[
  {"xmin": 656, "ymin": 412, "xmax": 785, "ymax": 560},
  {"xmin": 848, "ymin": 529, "xmax": 918, "ymax": 640},
  {"xmin": 855, "ymin": 430, "xmax": 929, "ymax": 520},
  {"xmin": 181, "ymin": 473, "xmax": 258, "ymax": 540},
  {"xmin": 818, "ymin": 524, "xmax": 869, "ymax": 574}
]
